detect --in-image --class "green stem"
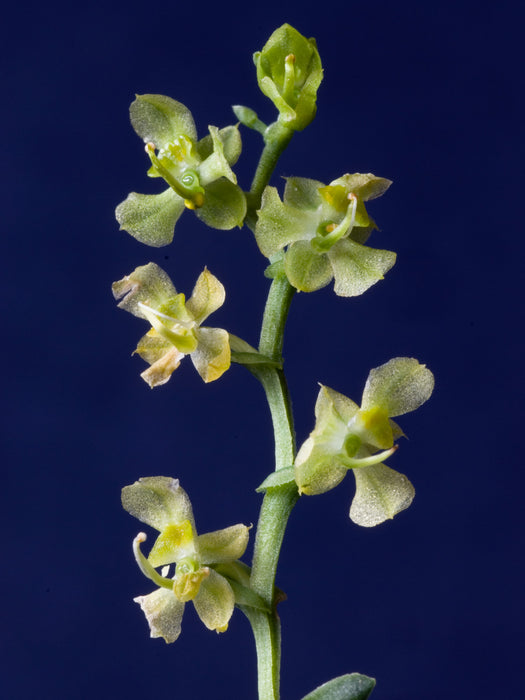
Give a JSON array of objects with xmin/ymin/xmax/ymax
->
[
  {"xmin": 245, "ymin": 122, "xmax": 294, "ymax": 231},
  {"xmin": 253, "ymin": 272, "xmax": 296, "ymax": 468},
  {"xmin": 247, "ymin": 273, "xmax": 300, "ymax": 700},
  {"xmin": 242, "ymin": 607, "xmax": 281, "ymax": 700}
]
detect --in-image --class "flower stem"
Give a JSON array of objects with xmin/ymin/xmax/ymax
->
[
  {"xmin": 247, "ymin": 272, "xmax": 300, "ymax": 700},
  {"xmin": 245, "ymin": 122, "xmax": 294, "ymax": 231}
]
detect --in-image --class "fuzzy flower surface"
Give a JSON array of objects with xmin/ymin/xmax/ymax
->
[
  {"xmin": 112, "ymin": 263, "xmax": 230, "ymax": 387},
  {"xmin": 295, "ymin": 358, "xmax": 434, "ymax": 526},
  {"xmin": 255, "ymin": 174, "xmax": 396, "ymax": 296},
  {"xmin": 116, "ymin": 94, "xmax": 246, "ymax": 246},
  {"xmin": 122, "ymin": 477, "xmax": 250, "ymax": 643}
]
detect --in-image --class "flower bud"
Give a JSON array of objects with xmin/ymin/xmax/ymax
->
[{"xmin": 254, "ymin": 24, "xmax": 323, "ymax": 131}]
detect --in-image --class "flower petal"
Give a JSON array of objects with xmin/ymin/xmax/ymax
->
[
  {"xmin": 112, "ymin": 262, "xmax": 178, "ymax": 320},
  {"xmin": 130, "ymin": 94, "xmax": 197, "ymax": 147},
  {"xmin": 140, "ymin": 346, "xmax": 184, "ymax": 388},
  {"xmin": 196, "ymin": 125, "xmax": 242, "ymax": 166},
  {"xmin": 284, "ymin": 241, "xmax": 333, "ymax": 292},
  {"xmin": 185, "ymin": 269, "xmax": 225, "ymax": 325},
  {"xmin": 115, "ymin": 188, "xmax": 184, "ymax": 247},
  {"xmin": 122, "ymin": 477, "xmax": 195, "ymax": 532},
  {"xmin": 328, "ymin": 238, "xmax": 396, "ymax": 297},
  {"xmin": 148, "ymin": 520, "xmax": 196, "ymax": 567},
  {"xmin": 361, "ymin": 357, "xmax": 435, "ymax": 417},
  {"xmin": 255, "ymin": 186, "xmax": 317, "ymax": 258},
  {"xmin": 196, "ymin": 179, "xmax": 247, "ymax": 230},
  {"xmin": 197, "ymin": 126, "xmax": 238, "ymax": 185},
  {"xmin": 197, "ymin": 524, "xmax": 250, "ymax": 564},
  {"xmin": 283, "ymin": 177, "xmax": 324, "ymax": 210},
  {"xmin": 336, "ymin": 173, "xmax": 392, "ymax": 202},
  {"xmin": 191, "ymin": 327, "xmax": 231, "ymax": 382},
  {"xmin": 134, "ymin": 587, "xmax": 184, "ymax": 644},
  {"xmin": 349, "ymin": 463, "xmax": 415, "ymax": 527},
  {"xmin": 294, "ymin": 437, "xmax": 348, "ymax": 495},
  {"xmin": 193, "ymin": 569, "xmax": 235, "ymax": 632},
  {"xmin": 314, "ymin": 385, "xmax": 359, "ymax": 424}
]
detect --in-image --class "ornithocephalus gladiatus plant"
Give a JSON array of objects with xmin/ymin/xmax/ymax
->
[{"xmin": 112, "ymin": 23, "xmax": 434, "ymax": 700}]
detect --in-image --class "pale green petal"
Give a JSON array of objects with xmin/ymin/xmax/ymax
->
[
  {"xmin": 186, "ymin": 269, "xmax": 225, "ymax": 325},
  {"xmin": 197, "ymin": 524, "xmax": 249, "ymax": 564},
  {"xmin": 135, "ymin": 329, "xmax": 173, "ymax": 364},
  {"xmin": 139, "ymin": 346, "xmax": 184, "ymax": 388},
  {"xmin": 255, "ymin": 186, "xmax": 317, "ymax": 258},
  {"xmin": 130, "ymin": 94, "xmax": 197, "ymax": 147},
  {"xmin": 334, "ymin": 173, "xmax": 392, "ymax": 201},
  {"xmin": 328, "ymin": 238, "xmax": 396, "ymax": 297},
  {"xmin": 191, "ymin": 327, "xmax": 230, "ymax": 382},
  {"xmin": 283, "ymin": 177, "xmax": 324, "ymax": 210},
  {"xmin": 115, "ymin": 188, "xmax": 184, "ymax": 247},
  {"xmin": 148, "ymin": 520, "xmax": 196, "ymax": 567},
  {"xmin": 122, "ymin": 477, "xmax": 195, "ymax": 532},
  {"xmin": 284, "ymin": 241, "xmax": 333, "ymax": 292},
  {"xmin": 390, "ymin": 418, "xmax": 405, "ymax": 441},
  {"xmin": 196, "ymin": 179, "xmax": 247, "ymax": 230},
  {"xmin": 134, "ymin": 587, "xmax": 184, "ymax": 644},
  {"xmin": 112, "ymin": 262, "xmax": 178, "ymax": 319},
  {"xmin": 193, "ymin": 569, "xmax": 235, "ymax": 632},
  {"xmin": 350, "ymin": 463, "xmax": 415, "ymax": 527},
  {"xmin": 198, "ymin": 126, "xmax": 237, "ymax": 185},
  {"xmin": 349, "ymin": 406, "xmax": 393, "ymax": 450},
  {"xmin": 294, "ymin": 385, "xmax": 357, "ymax": 495},
  {"xmin": 310, "ymin": 398, "xmax": 349, "ymax": 452},
  {"xmin": 361, "ymin": 357, "xmax": 435, "ymax": 417},
  {"xmin": 294, "ymin": 437, "xmax": 347, "ymax": 495},
  {"xmin": 349, "ymin": 218, "xmax": 377, "ymax": 246},
  {"xmin": 315, "ymin": 385, "xmax": 359, "ymax": 424},
  {"xmin": 196, "ymin": 125, "xmax": 242, "ymax": 166}
]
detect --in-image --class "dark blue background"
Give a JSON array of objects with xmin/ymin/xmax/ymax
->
[{"xmin": 2, "ymin": 1, "xmax": 523, "ymax": 698}]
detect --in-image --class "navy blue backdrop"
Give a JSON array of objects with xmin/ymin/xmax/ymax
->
[{"xmin": 2, "ymin": 1, "xmax": 523, "ymax": 699}]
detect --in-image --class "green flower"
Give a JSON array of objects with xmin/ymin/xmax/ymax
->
[
  {"xmin": 122, "ymin": 477, "xmax": 250, "ymax": 643},
  {"xmin": 254, "ymin": 24, "xmax": 323, "ymax": 131},
  {"xmin": 112, "ymin": 263, "xmax": 230, "ymax": 387},
  {"xmin": 116, "ymin": 94, "xmax": 246, "ymax": 246},
  {"xmin": 295, "ymin": 358, "xmax": 434, "ymax": 526},
  {"xmin": 255, "ymin": 174, "xmax": 396, "ymax": 296}
]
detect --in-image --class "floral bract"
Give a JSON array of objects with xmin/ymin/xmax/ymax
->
[
  {"xmin": 112, "ymin": 263, "xmax": 230, "ymax": 387},
  {"xmin": 122, "ymin": 477, "xmax": 249, "ymax": 643},
  {"xmin": 294, "ymin": 358, "xmax": 434, "ymax": 526},
  {"xmin": 255, "ymin": 174, "xmax": 396, "ymax": 297},
  {"xmin": 116, "ymin": 94, "xmax": 246, "ymax": 246}
]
